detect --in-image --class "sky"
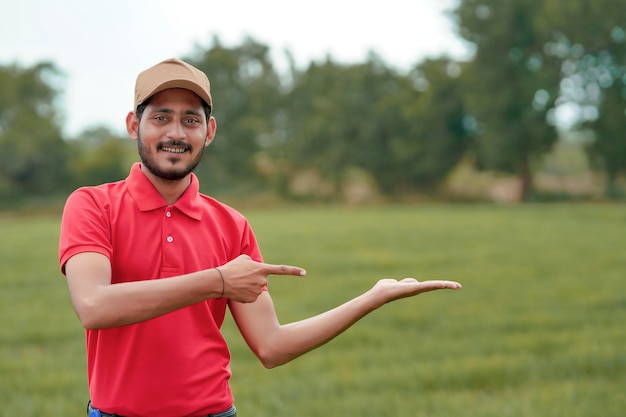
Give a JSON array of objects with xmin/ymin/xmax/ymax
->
[{"xmin": 0, "ymin": 0, "xmax": 470, "ymax": 137}]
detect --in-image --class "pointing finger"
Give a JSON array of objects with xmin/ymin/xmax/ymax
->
[{"xmin": 263, "ymin": 263, "xmax": 307, "ymax": 277}]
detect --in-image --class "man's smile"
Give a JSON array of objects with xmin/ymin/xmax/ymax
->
[
  {"xmin": 161, "ymin": 146, "xmax": 187, "ymax": 154},
  {"xmin": 158, "ymin": 141, "xmax": 191, "ymax": 154}
]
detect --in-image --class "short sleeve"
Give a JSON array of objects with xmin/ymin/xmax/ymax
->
[{"xmin": 58, "ymin": 188, "xmax": 113, "ymax": 275}]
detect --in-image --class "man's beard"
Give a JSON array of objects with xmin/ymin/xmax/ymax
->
[{"xmin": 137, "ymin": 132, "xmax": 205, "ymax": 181}]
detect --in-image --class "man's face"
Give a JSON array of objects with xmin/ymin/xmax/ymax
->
[{"xmin": 134, "ymin": 88, "xmax": 215, "ymax": 181}]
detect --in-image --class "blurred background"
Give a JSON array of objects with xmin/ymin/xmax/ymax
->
[
  {"xmin": 1, "ymin": 0, "xmax": 624, "ymax": 209},
  {"xmin": 1, "ymin": 2, "xmax": 625, "ymax": 416}
]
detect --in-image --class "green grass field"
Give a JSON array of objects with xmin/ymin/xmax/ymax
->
[{"xmin": 1, "ymin": 204, "xmax": 624, "ymax": 417}]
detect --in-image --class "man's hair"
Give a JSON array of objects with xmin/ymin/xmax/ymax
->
[{"xmin": 135, "ymin": 98, "xmax": 212, "ymax": 123}]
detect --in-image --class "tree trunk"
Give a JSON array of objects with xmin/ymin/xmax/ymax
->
[{"xmin": 518, "ymin": 156, "xmax": 533, "ymax": 202}]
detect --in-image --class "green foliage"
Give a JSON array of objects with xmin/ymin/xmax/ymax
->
[
  {"xmin": 540, "ymin": 0, "xmax": 626, "ymax": 195},
  {"xmin": 0, "ymin": 62, "xmax": 70, "ymax": 199},
  {"xmin": 187, "ymin": 37, "xmax": 282, "ymax": 194},
  {"xmin": 586, "ymin": 85, "xmax": 626, "ymax": 197},
  {"xmin": 454, "ymin": 0, "xmax": 562, "ymax": 199},
  {"xmin": 395, "ymin": 58, "xmax": 470, "ymax": 191},
  {"xmin": 2, "ymin": 204, "xmax": 625, "ymax": 416},
  {"xmin": 280, "ymin": 58, "xmax": 411, "ymax": 195},
  {"xmin": 2, "ymin": 2, "xmax": 625, "ymax": 207},
  {"xmin": 67, "ymin": 126, "xmax": 135, "ymax": 187},
  {"xmin": 276, "ymin": 56, "xmax": 469, "ymax": 197},
  {"xmin": 454, "ymin": 0, "xmax": 626, "ymax": 198}
]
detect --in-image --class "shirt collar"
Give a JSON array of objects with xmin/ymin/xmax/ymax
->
[{"xmin": 126, "ymin": 163, "xmax": 204, "ymax": 221}]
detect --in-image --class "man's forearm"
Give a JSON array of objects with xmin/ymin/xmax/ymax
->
[{"xmin": 256, "ymin": 291, "xmax": 377, "ymax": 368}]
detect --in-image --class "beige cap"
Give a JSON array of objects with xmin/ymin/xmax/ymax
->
[{"xmin": 134, "ymin": 58, "xmax": 212, "ymax": 110}]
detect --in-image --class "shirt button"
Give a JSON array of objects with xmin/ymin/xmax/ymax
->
[
  {"xmin": 166, "ymin": 236, "xmax": 174, "ymax": 243},
  {"xmin": 166, "ymin": 211, "xmax": 172, "ymax": 218}
]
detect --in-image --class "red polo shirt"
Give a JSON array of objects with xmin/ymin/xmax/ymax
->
[{"xmin": 59, "ymin": 163, "xmax": 262, "ymax": 417}]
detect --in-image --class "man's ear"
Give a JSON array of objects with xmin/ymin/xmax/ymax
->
[
  {"xmin": 204, "ymin": 116, "xmax": 217, "ymax": 148},
  {"xmin": 126, "ymin": 111, "xmax": 139, "ymax": 141}
]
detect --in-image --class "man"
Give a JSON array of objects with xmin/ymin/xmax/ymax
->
[{"xmin": 59, "ymin": 58, "xmax": 461, "ymax": 417}]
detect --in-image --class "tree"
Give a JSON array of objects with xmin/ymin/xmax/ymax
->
[
  {"xmin": 453, "ymin": 0, "xmax": 562, "ymax": 200},
  {"xmin": 277, "ymin": 56, "xmax": 411, "ymax": 197},
  {"xmin": 67, "ymin": 126, "xmax": 135, "ymax": 187},
  {"xmin": 386, "ymin": 58, "xmax": 470, "ymax": 193},
  {"xmin": 586, "ymin": 84, "xmax": 626, "ymax": 197},
  {"xmin": 186, "ymin": 36, "xmax": 282, "ymax": 194},
  {"xmin": 0, "ymin": 62, "xmax": 69, "ymax": 200},
  {"xmin": 279, "ymin": 57, "xmax": 400, "ymax": 196},
  {"xmin": 540, "ymin": 0, "xmax": 626, "ymax": 196},
  {"xmin": 278, "ymin": 54, "xmax": 470, "ymax": 198}
]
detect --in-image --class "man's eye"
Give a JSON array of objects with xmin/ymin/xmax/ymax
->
[
  {"xmin": 154, "ymin": 116, "xmax": 167, "ymax": 121},
  {"xmin": 184, "ymin": 118, "xmax": 199, "ymax": 124}
]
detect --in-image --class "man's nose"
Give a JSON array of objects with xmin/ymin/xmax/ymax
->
[{"xmin": 167, "ymin": 122, "xmax": 187, "ymax": 140}]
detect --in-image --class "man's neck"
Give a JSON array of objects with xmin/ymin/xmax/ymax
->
[{"xmin": 140, "ymin": 165, "xmax": 191, "ymax": 206}]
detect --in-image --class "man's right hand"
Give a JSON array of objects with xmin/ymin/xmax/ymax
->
[{"xmin": 218, "ymin": 254, "xmax": 306, "ymax": 303}]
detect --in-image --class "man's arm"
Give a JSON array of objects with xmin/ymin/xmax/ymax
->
[
  {"xmin": 229, "ymin": 277, "xmax": 462, "ymax": 369},
  {"xmin": 65, "ymin": 252, "xmax": 226, "ymax": 329},
  {"xmin": 65, "ymin": 253, "xmax": 305, "ymax": 330}
]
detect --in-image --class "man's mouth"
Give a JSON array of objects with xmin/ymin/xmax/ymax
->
[{"xmin": 159, "ymin": 142, "xmax": 190, "ymax": 154}]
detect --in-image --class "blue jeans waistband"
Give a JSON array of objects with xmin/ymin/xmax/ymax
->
[{"xmin": 87, "ymin": 402, "xmax": 237, "ymax": 417}]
